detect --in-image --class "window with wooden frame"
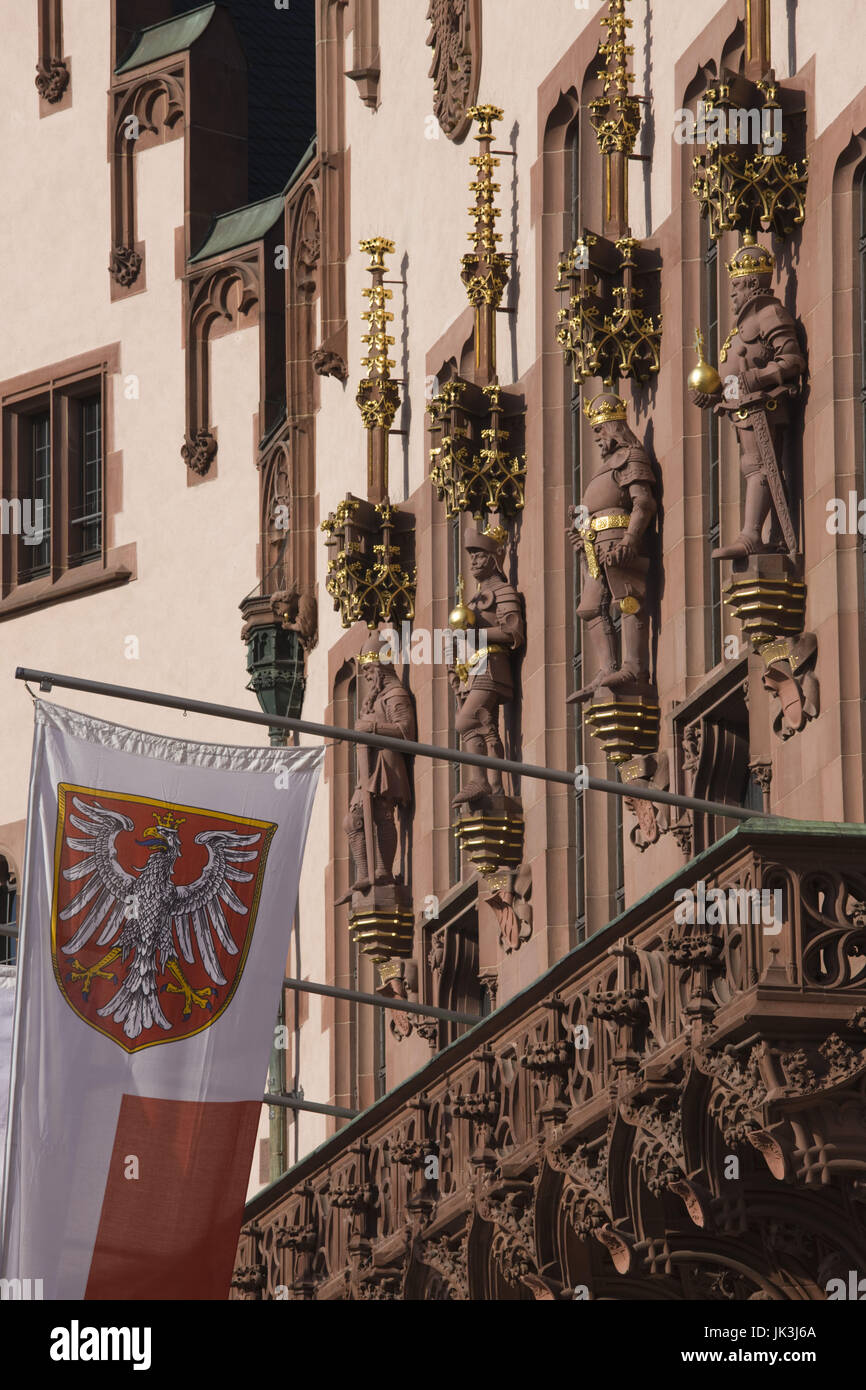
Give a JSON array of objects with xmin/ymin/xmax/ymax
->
[
  {"xmin": 6, "ymin": 380, "xmax": 103, "ymax": 586},
  {"xmin": 0, "ymin": 348, "xmax": 130, "ymax": 616}
]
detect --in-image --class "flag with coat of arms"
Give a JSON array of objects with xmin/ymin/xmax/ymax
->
[{"xmin": 0, "ymin": 700, "xmax": 321, "ymax": 1299}]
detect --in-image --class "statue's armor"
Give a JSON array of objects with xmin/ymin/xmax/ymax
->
[
  {"xmin": 345, "ymin": 677, "xmax": 415, "ymax": 885},
  {"xmin": 578, "ymin": 443, "xmax": 656, "ymax": 618},
  {"xmin": 462, "ymin": 575, "xmax": 523, "ymax": 699},
  {"xmin": 716, "ymin": 294, "xmax": 805, "ymax": 475}
]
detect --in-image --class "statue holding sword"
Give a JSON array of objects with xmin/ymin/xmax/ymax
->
[{"xmin": 688, "ymin": 232, "xmax": 805, "ymax": 561}]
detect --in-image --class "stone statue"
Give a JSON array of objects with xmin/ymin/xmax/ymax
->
[
  {"xmin": 339, "ymin": 632, "xmax": 415, "ymax": 898},
  {"xmin": 448, "ymin": 524, "xmax": 524, "ymax": 808},
  {"xmin": 568, "ymin": 392, "xmax": 658, "ymax": 703},
  {"xmin": 689, "ymin": 232, "xmax": 805, "ymax": 560}
]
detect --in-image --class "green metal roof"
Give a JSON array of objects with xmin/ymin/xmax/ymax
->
[
  {"xmin": 115, "ymin": 3, "xmax": 216, "ymax": 75},
  {"xmin": 188, "ymin": 139, "xmax": 315, "ymax": 264},
  {"xmin": 189, "ymin": 193, "xmax": 284, "ymax": 264}
]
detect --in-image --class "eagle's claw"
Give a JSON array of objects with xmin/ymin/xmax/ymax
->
[
  {"xmin": 165, "ymin": 976, "xmax": 214, "ymax": 1017},
  {"xmin": 67, "ymin": 958, "xmax": 119, "ymax": 996}
]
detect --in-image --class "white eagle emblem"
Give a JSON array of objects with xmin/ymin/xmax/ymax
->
[{"xmin": 58, "ymin": 796, "xmax": 264, "ymax": 1042}]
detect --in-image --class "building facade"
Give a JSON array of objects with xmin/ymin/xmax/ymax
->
[
  {"xmin": 231, "ymin": 0, "xmax": 866, "ymax": 1300},
  {"xmin": 3, "ymin": 0, "xmax": 866, "ymax": 1302}
]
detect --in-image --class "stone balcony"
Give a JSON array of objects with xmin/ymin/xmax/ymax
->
[{"xmin": 232, "ymin": 818, "xmax": 866, "ymax": 1301}]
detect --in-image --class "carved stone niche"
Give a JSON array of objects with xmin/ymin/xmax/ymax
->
[
  {"xmin": 670, "ymin": 661, "xmax": 764, "ymax": 860},
  {"xmin": 425, "ymin": 0, "xmax": 482, "ymax": 142}
]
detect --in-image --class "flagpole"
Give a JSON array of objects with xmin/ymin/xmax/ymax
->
[{"xmin": 14, "ymin": 667, "xmax": 771, "ymax": 824}]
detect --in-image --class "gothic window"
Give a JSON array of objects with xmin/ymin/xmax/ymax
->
[
  {"xmin": 448, "ymin": 513, "xmax": 462, "ymax": 886},
  {"xmin": 567, "ymin": 113, "xmax": 587, "ymax": 940},
  {"xmin": 859, "ymin": 165, "xmax": 866, "ymax": 581},
  {"xmin": 701, "ymin": 216, "xmax": 723, "ymax": 668}
]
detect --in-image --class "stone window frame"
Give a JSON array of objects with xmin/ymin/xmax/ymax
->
[
  {"xmin": 35, "ymin": 0, "xmax": 72, "ymax": 116},
  {"xmin": 0, "ymin": 345, "xmax": 134, "ymax": 621}
]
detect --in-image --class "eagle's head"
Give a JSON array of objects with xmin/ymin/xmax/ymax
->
[{"xmin": 137, "ymin": 810, "xmax": 184, "ymax": 861}]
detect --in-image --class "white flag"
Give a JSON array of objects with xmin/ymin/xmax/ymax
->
[{"xmin": 1, "ymin": 700, "xmax": 321, "ymax": 1300}]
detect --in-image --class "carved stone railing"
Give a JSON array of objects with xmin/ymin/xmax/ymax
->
[{"xmin": 233, "ymin": 821, "xmax": 866, "ymax": 1301}]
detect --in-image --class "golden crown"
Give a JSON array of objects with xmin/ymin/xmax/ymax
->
[
  {"xmin": 726, "ymin": 231, "xmax": 775, "ymax": 279},
  {"xmin": 357, "ymin": 650, "xmax": 381, "ymax": 665},
  {"xmin": 583, "ymin": 392, "xmax": 628, "ymax": 427},
  {"xmin": 153, "ymin": 809, "xmax": 185, "ymax": 830},
  {"xmin": 483, "ymin": 523, "xmax": 508, "ymax": 546}
]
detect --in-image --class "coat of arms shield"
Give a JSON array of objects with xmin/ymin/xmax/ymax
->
[{"xmin": 49, "ymin": 783, "xmax": 277, "ymax": 1053}]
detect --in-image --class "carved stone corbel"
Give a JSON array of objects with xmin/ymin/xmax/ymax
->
[{"xmin": 36, "ymin": 0, "xmax": 70, "ymax": 108}]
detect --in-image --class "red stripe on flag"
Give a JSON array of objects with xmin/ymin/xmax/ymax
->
[{"xmin": 85, "ymin": 1094, "xmax": 261, "ymax": 1300}]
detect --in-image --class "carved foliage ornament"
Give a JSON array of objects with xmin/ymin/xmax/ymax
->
[{"xmin": 425, "ymin": 0, "xmax": 482, "ymax": 141}]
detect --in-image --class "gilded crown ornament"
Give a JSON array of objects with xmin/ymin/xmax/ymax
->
[
  {"xmin": 583, "ymin": 392, "xmax": 628, "ymax": 427},
  {"xmin": 726, "ymin": 231, "xmax": 775, "ymax": 279}
]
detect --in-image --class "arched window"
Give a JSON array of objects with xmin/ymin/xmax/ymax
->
[
  {"xmin": 858, "ymin": 166, "xmax": 866, "ymax": 585},
  {"xmin": 701, "ymin": 215, "xmax": 723, "ymax": 669},
  {"xmin": 566, "ymin": 111, "xmax": 587, "ymax": 939}
]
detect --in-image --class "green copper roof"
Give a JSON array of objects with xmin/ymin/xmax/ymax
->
[
  {"xmin": 188, "ymin": 139, "xmax": 315, "ymax": 264},
  {"xmin": 189, "ymin": 193, "xmax": 284, "ymax": 263},
  {"xmin": 115, "ymin": 3, "xmax": 216, "ymax": 75}
]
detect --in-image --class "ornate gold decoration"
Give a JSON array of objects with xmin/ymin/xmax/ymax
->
[
  {"xmin": 449, "ymin": 574, "xmax": 475, "ymax": 632},
  {"xmin": 726, "ymin": 231, "xmax": 775, "ymax": 278},
  {"xmin": 583, "ymin": 696, "xmax": 660, "ymax": 764},
  {"xmin": 428, "ymin": 378, "xmax": 526, "ymax": 520},
  {"xmin": 583, "ymin": 391, "xmax": 628, "ymax": 427},
  {"xmin": 691, "ymin": 78, "xmax": 809, "ymax": 241},
  {"xmin": 356, "ymin": 238, "xmax": 401, "ymax": 485},
  {"xmin": 576, "ymin": 514, "xmax": 633, "ymax": 582},
  {"xmin": 460, "ymin": 106, "xmax": 511, "ymax": 372},
  {"xmin": 349, "ymin": 889, "xmax": 415, "ymax": 962},
  {"xmin": 723, "ymin": 568, "xmax": 806, "ymax": 661},
  {"xmin": 588, "ymin": 0, "xmax": 641, "ymax": 158},
  {"xmin": 321, "ymin": 507, "xmax": 416, "ymax": 630},
  {"xmin": 688, "ymin": 329, "xmax": 723, "ymax": 395},
  {"xmin": 556, "ymin": 235, "xmax": 661, "ymax": 387},
  {"xmin": 452, "ymin": 805, "xmax": 524, "ymax": 876}
]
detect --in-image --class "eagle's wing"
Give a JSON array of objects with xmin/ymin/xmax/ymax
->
[
  {"xmin": 59, "ymin": 797, "xmax": 135, "ymax": 954},
  {"xmin": 168, "ymin": 830, "xmax": 262, "ymax": 987}
]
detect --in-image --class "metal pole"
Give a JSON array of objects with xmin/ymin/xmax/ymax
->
[
  {"xmin": 284, "ymin": 976, "xmax": 478, "ymax": 1025},
  {"xmin": 0, "ymin": 925, "xmax": 18, "ymax": 938},
  {"xmin": 264, "ymin": 1092, "xmax": 359, "ymax": 1120},
  {"xmin": 14, "ymin": 668, "xmax": 772, "ymax": 823}
]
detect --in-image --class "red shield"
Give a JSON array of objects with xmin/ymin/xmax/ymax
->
[{"xmin": 50, "ymin": 783, "xmax": 277, "ymax": 1054}]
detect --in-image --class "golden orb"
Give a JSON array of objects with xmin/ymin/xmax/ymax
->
[
  {"xmin": 688, "ymin": 328, "xmax": 723, "ymax": 395},
  {"xmin": 448, "ymin": 574, "xmax": 475, "ymax": 631}
]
